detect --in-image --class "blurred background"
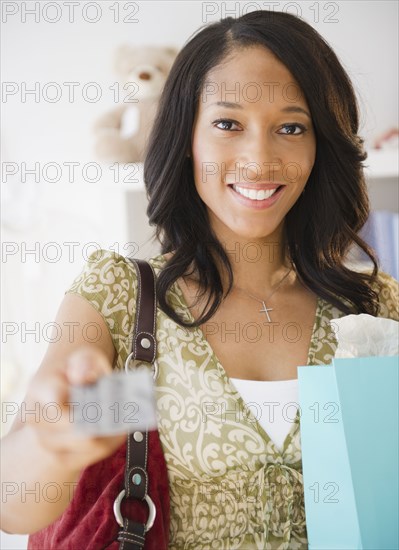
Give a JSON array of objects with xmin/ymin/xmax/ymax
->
[{"xmin": 1, "ymin": 2, "xmax": 398, "ymax": 546}]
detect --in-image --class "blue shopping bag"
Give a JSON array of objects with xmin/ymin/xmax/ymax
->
[{"xmin": 298, "ymin": 356, "xmax": 399, "ymax": 549}]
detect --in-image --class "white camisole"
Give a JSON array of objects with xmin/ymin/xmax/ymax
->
[{"xmin": 229, "ymin": 378, "xmax": 299, "ymax": 452}]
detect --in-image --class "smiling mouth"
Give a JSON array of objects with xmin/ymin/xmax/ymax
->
[{"xmin": 228, "ymin": 184, "xmax": 284, "ymax": 201}]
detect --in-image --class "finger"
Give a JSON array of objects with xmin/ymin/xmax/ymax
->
[{"xmin": 36, "ymin": 426, "xmax": 126, "ymax": 470}]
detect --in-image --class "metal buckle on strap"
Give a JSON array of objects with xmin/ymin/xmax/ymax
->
[
  {"xmin": 113, "ymin": 489, "xmax": 156, "ymax": 532},
  {"xmin": 124, "ymin": 351, "xmax": 158, "ymax": 380}
]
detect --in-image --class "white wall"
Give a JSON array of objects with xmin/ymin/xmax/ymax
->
[
  {"xmin": 1, "ymin": 1, "xmax": 397, "ymax": 546},
  {"xmin": 2, "ymin": 1, "xmax": 397, "ymax": 156}
]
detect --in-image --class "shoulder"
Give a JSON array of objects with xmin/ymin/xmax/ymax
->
[
  {"xmin": 64, "ymin": 249, "xmax": 143, "ymax": 369},
  {"xmin": 370, "ymin": 270, "xmax": 398, "ymax": 321},
  {"xmin": 64, "ymin": 248, "xmax": 166, "ymax": 317},
  {"xmin": 65, "ymin": 248, "xmax": 138, "ymax": 313}
]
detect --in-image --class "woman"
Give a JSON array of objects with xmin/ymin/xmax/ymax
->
[{"xmin": 2, "ymin": 10, "xmax": 398, "ymax": 549}]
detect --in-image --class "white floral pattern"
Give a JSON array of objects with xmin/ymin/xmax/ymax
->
[{"xmin": 65, "ymin": 250, "xmax": 398, "ymax": 549}]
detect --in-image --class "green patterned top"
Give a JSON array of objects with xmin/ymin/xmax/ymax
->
[{"xmin": 65, "ymin": 249, "xmax": 399, "ymax": 550}]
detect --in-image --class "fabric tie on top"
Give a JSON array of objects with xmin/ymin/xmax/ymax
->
[{"xmin": 261, "ymin": 462, "xmax": 306, "ymax": 539}]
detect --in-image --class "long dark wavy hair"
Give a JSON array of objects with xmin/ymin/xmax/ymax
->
[{"xmin": 143, "ymin": 10, "xmax": 380, "ymax": 328}]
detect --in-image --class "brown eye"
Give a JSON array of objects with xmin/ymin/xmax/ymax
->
[
  {"xmin": 213, "ymin": 119, "xmax": 240, "ymax": 131},
  {"xmin": 279, "ymin": 124, "xmax": 306, "ymax": 135}
]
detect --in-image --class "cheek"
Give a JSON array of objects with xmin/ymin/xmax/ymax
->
[{"xmin": 281, "ymin": 145, "xmax": 315, "ymax": 191}]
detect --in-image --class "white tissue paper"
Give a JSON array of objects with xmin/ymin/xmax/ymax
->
[{"xmin": 331, "ymin": 313, "xmax": 399, "ymax": 358}]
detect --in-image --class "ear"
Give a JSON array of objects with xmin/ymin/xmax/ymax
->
[{"xmin": 164, "ymin": 46, "xmax": 179, "ymax": 59}]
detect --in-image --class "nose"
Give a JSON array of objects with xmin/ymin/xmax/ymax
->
[{"xmin": 241, "ymin": 131, "xmax": 283, "ymax": 184}]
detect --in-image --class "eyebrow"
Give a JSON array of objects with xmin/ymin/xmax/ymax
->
[{"xmin": 205, "ymin": 101, "xmax": 311, "ymax": 119}]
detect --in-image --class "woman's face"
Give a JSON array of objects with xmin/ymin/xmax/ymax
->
[{"xmin": 190, "ymin": 45, "xmax": 316, "ymax": 242}]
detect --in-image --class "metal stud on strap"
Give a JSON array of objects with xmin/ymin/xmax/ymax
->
[
  {"xmin": 140, "ymin": 337, "xmax": 151, "ymax": 349},
  {"xmin": 133, "ymin": 432, "xmax": 144, "ymax": 442}
]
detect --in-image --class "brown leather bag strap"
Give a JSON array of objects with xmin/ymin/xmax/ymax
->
[
  {"xmin": 116, "ymin": 258, "xmax": 157, "ymax": 550},
  {"xmin": 129, "ymin": 259, "xmax": 157, "ymax": 364}
]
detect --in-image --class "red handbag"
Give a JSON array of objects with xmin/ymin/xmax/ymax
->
[{"xmin": 28, "ymin": 258, "xmax": 170, "ymax": 550}]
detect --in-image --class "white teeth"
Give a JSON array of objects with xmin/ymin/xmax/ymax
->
[{"xmin": 232, "ymin": 185, "xmax": 279, "ymax": 200}]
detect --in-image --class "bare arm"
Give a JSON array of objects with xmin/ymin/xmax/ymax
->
[{"xmin": 1, "ymin": 293, "xmax": 126, "ymax": 534}]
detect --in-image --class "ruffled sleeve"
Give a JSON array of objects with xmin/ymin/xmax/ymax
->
[{"xmin": 64, "ymin": 249, "xmax": 138, "ymax": 371}]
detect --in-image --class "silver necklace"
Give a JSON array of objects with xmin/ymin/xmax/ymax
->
[{"xmin": 233, "ymin": 267, "xmax": 293, "ymax": 323}]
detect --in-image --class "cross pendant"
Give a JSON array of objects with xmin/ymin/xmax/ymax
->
[{"xmin": 259, "ymin": 301, "xmax": 273, "ymax": 322}]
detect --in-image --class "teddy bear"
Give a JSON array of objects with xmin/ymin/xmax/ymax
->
[{"xmin": 93, "ymin": 45, "xmax": 178, "ymax": 163}]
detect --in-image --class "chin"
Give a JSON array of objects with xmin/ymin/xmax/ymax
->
[
  {"xmin": 228, "ymin": 223, "xmax": 281, "ymax": 240},
  {"xmin": 208, "ymin": 208, "xmax": 283, "ymax": 240}
]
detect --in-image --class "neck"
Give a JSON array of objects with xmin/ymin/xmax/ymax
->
[
  {"xmin": 220, "ymin": 241, "xmax": 292, "ymax": 297},
  {"xmin": 210, "ymin": 223, "xmax": 294, "ymax": 297}
]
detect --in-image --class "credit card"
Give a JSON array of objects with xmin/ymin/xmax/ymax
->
[{"xmin": 69, "ymin": 368, "xmax": 157, "ymax": 436}]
